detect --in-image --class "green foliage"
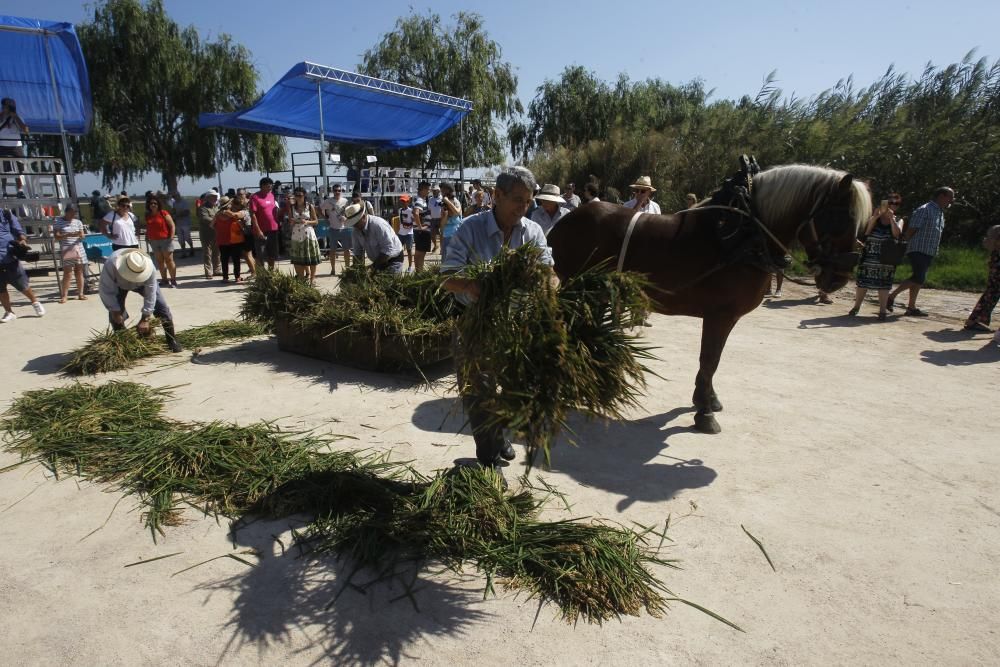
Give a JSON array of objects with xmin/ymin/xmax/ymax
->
[
  {"xmin": 72, "ymin": 0, "xmax": 285, "ymax": 190},
  {"xmin": 345, "ymin": 11, "xmax": 522, "ymax": 171},
  {"xmin": 520, "ymin": 53, "xmax": 1000, "ymax": 244}
]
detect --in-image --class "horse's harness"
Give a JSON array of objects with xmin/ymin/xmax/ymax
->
[{"xmin": 615, "ymin": 155, "xmax": 860, "ymax": 291}]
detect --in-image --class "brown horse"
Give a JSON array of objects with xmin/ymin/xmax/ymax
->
[{"xmin": 547, "ymin": 164, "xmax": 872, "ymax": 434}]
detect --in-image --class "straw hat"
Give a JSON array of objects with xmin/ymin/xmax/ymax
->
[
  {"xmin": 344, "ymin": 202, "xmax": 367, "ymax": 225},
  {"xmin": 114, "ymin": 249, "xmax": 155, "ymax": 283},
  {"xmin": 629, "ymin": 176, "xmax": 656, "ymax": 192},
  {"xmin": 218, "ymin": 196, "xmax": 232, "ymax": 208},
  {"xmin": 535, "ymin": 183, "xmax": 564, "ymax": 204}
]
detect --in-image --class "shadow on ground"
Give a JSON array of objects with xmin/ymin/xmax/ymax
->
[
  {"xmin": 919, "ymin": 341, "xmax": 1000, "ymax": 366},
  {"xmin": 195, "ymin": 518, "xmax": 491, "ymax": 667},
  {"xmin": 191, "ymin": 338, "xmax": 453, "ymax": 392},
  {"xmin": 411, "ymin": 399, "xmax": 717, "ymax": 512},
  {"xmin": 798, "ymin": 313, "xmax": 903, "ymax": 328},
  {"xmin": 21, "ymin": 351, "xmax": 71, "ymax": 375}
]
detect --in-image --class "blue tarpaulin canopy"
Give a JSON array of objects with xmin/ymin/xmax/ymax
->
[
  {"xmin": 0, "ymin": 15, "xmax": 92, "ymax": 135},
  {"xmin": 199, "ymin": 61, "xmax": 472, "ymax": 148}
]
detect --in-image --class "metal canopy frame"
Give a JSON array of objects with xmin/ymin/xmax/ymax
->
[{"xmin": 302, "ymin": 62, "xmax": 473, "ymax": 112}]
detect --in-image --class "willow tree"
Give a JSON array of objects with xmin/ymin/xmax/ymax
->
[
  {"xmin": 74, "ymin": 0, "xmax": 284, "ymax": 191},
  {"xmin": 342, "ymin": 11, "xmax": 521, "ymax": 173}
]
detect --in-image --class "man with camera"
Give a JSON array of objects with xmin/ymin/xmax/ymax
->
[{"xmin": 1, "ymin": 208, "xmax": 45, "ymax": 323}]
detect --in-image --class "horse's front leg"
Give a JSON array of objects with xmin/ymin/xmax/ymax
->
[{"xmin": 692, "ymin": 312, "xmax": 739, "ymax": 434}]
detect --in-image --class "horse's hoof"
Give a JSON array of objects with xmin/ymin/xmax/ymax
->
[{"xmin": 694, "ymin": 412, "xmax": 722, "ymax": 434}]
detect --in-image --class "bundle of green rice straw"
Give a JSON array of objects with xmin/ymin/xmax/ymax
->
[
  {"xmin": 61, "ymin": 320, "xmax": 267, "ymax": 376},
  {"xmin": 456, "ymin": 245, "xmax": 655, "ymax": 467},
  {"xmin": 0, "ymin": 381, "xmax": 711, "ymax": 625},
  {"xmin": 241, "ymin": 267, "xmax": 458, "ymax": 368}
]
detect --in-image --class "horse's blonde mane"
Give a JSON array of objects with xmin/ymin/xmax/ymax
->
[{"xmin": 753, "ymin": 164, "xmax": 871, "ymax": 233}]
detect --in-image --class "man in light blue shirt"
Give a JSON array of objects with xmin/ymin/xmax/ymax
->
[
  {"xmin": 888, "ymin": 186, "xmax": 954, "ymax": 316},
  {"xmin": 442, "ymin": 166, "xmax": 556, "ymax": 481},
  {"xmin": 346, "ymin": 203, "xmax": 405, "ymax": 274}
]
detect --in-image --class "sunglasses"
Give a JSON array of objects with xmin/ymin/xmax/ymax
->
[
  {"xmin": 633, "ymin": 189, "xmax": 650, "ymax": 195},
  {"xmin": 888, "ymin": 200, "xmax": 901, "ymax": 205}
]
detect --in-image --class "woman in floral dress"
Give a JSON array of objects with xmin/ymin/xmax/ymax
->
[{"xmin": 288, "ymin": 186, "xmax": 321, "ymax": 285}]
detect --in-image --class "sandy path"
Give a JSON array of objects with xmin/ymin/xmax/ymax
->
[{"xmin": 1, "ymin": 254, "xmax": 998, "ymax": 666}]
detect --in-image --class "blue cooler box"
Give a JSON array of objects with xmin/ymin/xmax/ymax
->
[{"xmin": 83, "ymin": 234, "xmax": 114, "ymax": 261}]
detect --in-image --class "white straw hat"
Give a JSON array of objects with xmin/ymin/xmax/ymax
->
[
  {"xmin": 629, "ymin": 176, "xmax": 656, "ymax": 192},
  {"xmin": 115, "ymin": 249, "xmax": 155, "ymax": 283},
  {"xmin": 535, "ymin": 183, "xmax": 564, "ymax": 204},
  {"xmin": 344, "ymin": 202, "xmax": 367, "ymax": 225}
]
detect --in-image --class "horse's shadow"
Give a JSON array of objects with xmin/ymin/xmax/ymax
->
[
  {"xmin": 919, "ymin": 342, "xmax": 1000, "ymax": 366},
  {"xmin": 191, "ymin": 338, "xmax": 452, "ymax": 393},
  {"xmin": 410, "ymin": 399, "xmax": 717, "ymax": 512},
  {"xmin": 198, "ymin": 517, "xmax": 491, "ymax": 666}
]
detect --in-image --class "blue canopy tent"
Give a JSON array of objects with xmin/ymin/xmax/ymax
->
[
  {"xmin": 0, "ymin": 14, "xmax": 92, "ymax": 198},
  {"xmin": 199, "ymin": 61, "xmax": 473, "ymax": 188}
]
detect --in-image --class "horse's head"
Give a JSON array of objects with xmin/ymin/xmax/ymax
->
[
  {"xmin": 798, "ymin": 173, "xmax": 871, "ymax": 292},
  {"xmin": 754, "ymin": 166, "xmax": 872, "ymax": 293}
]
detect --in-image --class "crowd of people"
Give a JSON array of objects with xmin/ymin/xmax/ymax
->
[{"xmin": 3, "ymin": 170, "xmax": 999, "ymax": 351}]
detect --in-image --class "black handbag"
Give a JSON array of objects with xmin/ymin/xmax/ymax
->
[{"xmin": 879, "ymin": 237, "xmax": 906, "ymax": 265}]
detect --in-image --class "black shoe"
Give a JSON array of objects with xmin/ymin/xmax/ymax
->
[
  {"xmin": 499, "ymin": 439, "xmax": 516, "ymax": 461},
  {"xmin": 166, "ymin": 337, "xmax": 184, "ymax": 353}
]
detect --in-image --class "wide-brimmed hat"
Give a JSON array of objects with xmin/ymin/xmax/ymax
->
[
  {"xmin": 115, "ymin": 249, "xmax": 155, "ymax": 283},
  {"xmin": 202, "ymin": 190, "xmax": 218, "ymax": 200},
  {"xmin": 218, "ymin": 196, "xmax": 232, "ymax": 208},
  {"xmin": 629, "ymin": 176, "xmax": 656, "ymax": 192},
  {"xmin": 535, "ymin": 183, "xmax": 563, "ymax": 204},
  {"xmin": 344, "ymin": 202, "xmax": 367, "ymax": 225}
]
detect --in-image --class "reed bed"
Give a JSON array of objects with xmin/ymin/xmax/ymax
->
[
  {"xmin": 61, "ymin": 320, "xmax": 267, "ymax": 376},
  {"xmin": 2, "ymin": 381, "xmax": 679, "ymax": 623},
  {"xmin": 457, "ymin": 245, "xmax": 655, "ymax": 467}
]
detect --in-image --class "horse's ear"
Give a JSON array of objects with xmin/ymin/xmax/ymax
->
[{"xmin": 838, "ymin": 173, "xmax": 854, "ymax": 194}]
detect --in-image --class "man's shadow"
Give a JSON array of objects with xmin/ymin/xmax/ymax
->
[
  {"xmin": 199, "ymin": 517, "xmax": 491, "ymax": 666},
  {"xmin": 411, "ymin": 399, "xmax": 716, "ymax": 512},
  {"xmin": 798, "ymin": 313, "xmax": 890, "ymax": 329},
  {"xmin": 763, "ymin": 296, "xmax": 817, "ymax": 310}
]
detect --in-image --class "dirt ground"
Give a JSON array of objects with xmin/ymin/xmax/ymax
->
[{"xmin": 1, "ymin": 251, "xmax": 998, "ymax": 666}]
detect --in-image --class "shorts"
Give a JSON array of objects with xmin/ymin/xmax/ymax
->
[
  {"xmin": 429, "ymin": 218, "xmax": 441, "ymax": 232},
  {"xmin": 258, "ymin": 230, "xmax": 280, "ymax": 261},
  {"xmin": 906, "ymin": 251, "xmax": 934, "ymax": 284},
  {"xmin": 61, "ymin": 246, "xmax": 86, "ymax": 268},
  {"xmin": 0, "ymin": 145, "xmax": 24, "ymax": 158},
  {"xmin": 397, "ymin": 233, "xmax": 414, "ymax": 250},
  {"xmin": 414, "ymin": 229, "xmax": 432, "ymax": 252},
  {"xmin": 148, "ymin": 238, "xmax": 175, "ymax": 253},
  {"xmin": 0, "ymin": 260, "xmax": 29, "ymax": 292},
  {"xmin": 327, "ymin": 227, "xmax": 352, "ymax": 249}
]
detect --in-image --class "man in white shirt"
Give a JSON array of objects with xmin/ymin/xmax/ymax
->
[
  {"xmin": 99, "ymin": 248, "xmax": 182, "ymax": 352},
  {"xmin": 321, "ymin": 184, "xmax": 349, "ymax": 275},
  {"xmin": 563, "ymin": 182, "xmax": 581, "ymax": 210},
  {"xmin": 101, "ymin": 197, "xmax": 140, "ymax": 250},
  {"xmin": 529, "ymin": 184, "xmax": 570, "ymax": 235},
  {"xmin": 427, "ymin": 184, "xmax": 443, "ymax": 252},
  {"xmin": 346, "ymin": 202, "xmax": 405, "ymax": 274},
  {"xmin": 623, "ymin": 176, "xmax": 661, "ymax": 214}
]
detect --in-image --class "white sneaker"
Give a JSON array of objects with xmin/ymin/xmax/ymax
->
[
  {"xmin": 32, "ymin": 301, "xmax": 46, "ymax": 317},
  {"xmin": 1, "ymin": 311, "xmax": 14, "ymax": 323}
]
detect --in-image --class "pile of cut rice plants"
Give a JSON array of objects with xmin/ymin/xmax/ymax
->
[{"xmin": 0, "ymin": 381, "xmax": 710, "ymax": 625}]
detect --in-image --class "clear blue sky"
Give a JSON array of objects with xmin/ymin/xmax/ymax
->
[{"xmin": 3, "ymin": 0, "xmax": 997, "ymax": 194}]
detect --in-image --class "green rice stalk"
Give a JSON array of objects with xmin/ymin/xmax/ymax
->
[
  {"xmin": 2, "ymin": 382, "xmax": 681, "ymax": 623},
  {"xmin": 62, "ymin": 320, "xmax": 267, "ymax": 376}
]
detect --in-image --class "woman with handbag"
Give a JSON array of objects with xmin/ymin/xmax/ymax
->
[
  {"xmin": 848, "ymin": 193, "xmax": 903, "ymax": 320},
  {"xmin": 964, "ymin": 225, "xmax": 1000, "ymax": 332},
  {"xmin": 53, "ymin": 203, "xmax": 88, "ymax": 303},
  {"xmin": 288, "ymin": 186, "xmax": 322, "ymax": 285}
]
